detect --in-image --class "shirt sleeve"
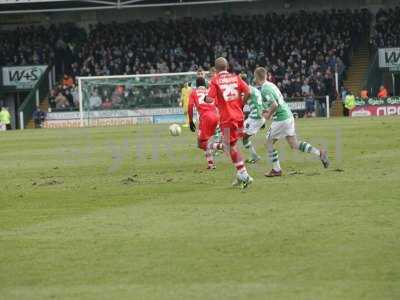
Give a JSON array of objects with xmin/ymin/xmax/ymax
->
[
  {"xmin": 237, "ymin": 76, "xmax": 250, "ymax": 95},
  {"xmin": 207, "ymin": 80, "xmax": 218, "ymax": 102}
]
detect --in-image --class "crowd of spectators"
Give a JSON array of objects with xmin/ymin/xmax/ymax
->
[
  {"xmin": 0, "ymin": 23, "xmax": 86, "ymax": 73},
  {"xmin": 367, "ymin": 7, "xmax": 397, "ymax": 109},
  {"xmin": 86, "ymin": 83, "xmax": 180, "ymax": 110},
  {"xmin": 371, "ymin": 7, "xmax": 400, "ymax": 48},
  {"xmin": 1, "ymin": 9, "xmax": 372, "ymax": 112},
  {"xmin": 47, "ymin": 75, "xmax": 78, "ymax": 110},
  {"xmin": 47, "ymin": 74, "xmax": 182, "ymax": 110},
  {"xmin": 70, "ymin": 10, "xmax": 370, "ymax": 104}
]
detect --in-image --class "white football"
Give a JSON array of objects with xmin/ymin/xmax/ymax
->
[{"xmin": 169, "ymin": 124, "xmax": 182, "ymax": 136}]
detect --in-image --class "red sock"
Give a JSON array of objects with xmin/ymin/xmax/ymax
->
[{"xmin": 230, "ymin": 146, "xmax": 246, "ymax": 172}]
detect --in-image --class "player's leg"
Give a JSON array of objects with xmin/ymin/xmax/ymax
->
[
  {"xmin": 243, "ymin": 133, "xmax": 259, "ymax": 163},
  {"xmin": 264, "ymin": 121, "xmax": 283, "ymax": 177},
  {"xmin": 286, "ymin": 134, "xmax": 318, "ymax": 155},
  {"xmin": 243, "ymin": 118, "xmax": 262, "ymax": 163},
  {"xmin": 182, "ymin": 108, "xmax": 189, "ymax": 128},
  {"xmin": 282, "ymin": 117, "xmax": 329, "ymax": 168},
  {"xmin": 213, "ymin": 126, "xmax": 222, "ymax": 143},
  {"xmin": 210, "ymin": 125, "xmax": 223, "ymax": 157},
  {"xmin": 265, "ymin": 135, "xmax": 282, "ymax": 177},
  {"xmin": 198, "ymin": 116, "xmax": 218, "ymax": 170},
  {"xmin": 198, "ymin": 138, "xmax": 215, "ymax": 169},
  {"xmin": 286, "ymin": 135, "xmax": 329, "ymax": 168},
  {"xmin": 205, "ymin": 115, "xmax": 220, "ymax": 169},
  {"xmin": 205, "ymin": 141, "xmax": 216, "ymax": 170},
  {"xmin": 227, "ymin": 122, "xmax": 252, "ymax": 188},
  {"xmin": 284, "ymin": 118, "xmax": 329, "ymax": 167},
  {"xmin": 230, "ymin": 142, "xmax": 253, "ymax": 188},
  {"xmin": 208, "ymin": 117, "xmax": 224, "ymax": 151}
]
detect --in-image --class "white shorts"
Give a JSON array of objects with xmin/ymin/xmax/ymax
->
[
  {"xmin": 267, "ymin": 117, "xmax": 296, "ymax": 140},
  {"xmin": 0, "ymin": 123, "xmax": 5, "ymax": 131},
  {"xmin": 244, "ymin": 117, "xmax": 265, "ymax": 135}
]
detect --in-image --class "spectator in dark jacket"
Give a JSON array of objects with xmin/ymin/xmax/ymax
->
[{"xmin": 33, "ymin": 106, "xmax": 47, "ymax": 128}]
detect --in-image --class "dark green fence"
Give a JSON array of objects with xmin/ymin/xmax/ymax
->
[{"xmin": 17, "ymin": 65, "xmax": 53, "ymax": 129}]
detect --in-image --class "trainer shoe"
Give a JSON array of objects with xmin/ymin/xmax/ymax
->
[
  {"xmin": 207, "ymin": 165, "xmax": 216, "ymax": 170},
  {"xmin": 232, "ymin": 176, "xmax": 241, "ymax": 187},
  {"xmin": 240, "ymin": 175, "xmax": 253, "ymax": 189},
  {"xmin": 245, "ymin": 155, "xmax": 261, "ymax": 164},
  {"xmin": 320, "ymin": 149, "xmax": 330, "ymax": 168},
  {"xmin": 265, "ymin": 169, "xmax": 282, "ymax": 177}
]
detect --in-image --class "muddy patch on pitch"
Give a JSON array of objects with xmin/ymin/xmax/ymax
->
[
  {"xmin": 305, "ymin": 172, "xmax": 321, "ymax": 176},
  {"xmin": 288, "ymin": 171, "xmax": 304, "ymax": 176},
  {"xmin": 32, "ymin": 177, "xmax": 64, "ymax": 187},
  {"xmin": 121, "ymin": 174, "xmax": 139, "ymax": 185}
]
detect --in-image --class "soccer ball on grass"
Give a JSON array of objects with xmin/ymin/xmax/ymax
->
[{"xmin": 169, "ymin": 124, "xmax": 182, "ymax": 136}]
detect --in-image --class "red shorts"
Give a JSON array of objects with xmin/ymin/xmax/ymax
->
[
  {"xmin": 197, "ymin": 113, "xmax": 219, "ymax": 150},
  {"xmin": 220, "ymin": 120, "xmax": 244, "ymax": 146}
]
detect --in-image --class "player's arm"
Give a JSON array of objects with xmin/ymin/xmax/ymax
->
[
  {"xmin": 261, "ymin": 87, "xmax": 277, "ymax": 120},
  {"xmin": 188, "ymin": 91, "xmax": 196, "ymax": 132},
  {"xmin": 238, "ymin": 76, "xmax": 250, "ymax": 104},
  {"xmin": 243, "ymin": 104, "xmax": 251, "ymax": 120},
  {"xmin": 263, "ymin": 101, "xmax": 278, "ymax": 120},
  {"xmin": 242, "ymin": 91, "xmax": 250, "ymax": 103},
  {"xmin": 188, "ymin": 91, "xmax": 195, "ymax": 123},
  {"xmin": 206, "ymin": 81, "xmax": 217, "ymax": 103},
  {"xmin": 179, "ymin": 88, "xmax": 184, "ymax": 107}
]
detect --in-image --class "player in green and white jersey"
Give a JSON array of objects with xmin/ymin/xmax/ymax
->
[
  {"xmin": 242, "ymin": 85, "xmax": 266, "ymax": 163},
  {"xmin": 254, "ymin": 67, "xmax": 330, "ymax": 177}
]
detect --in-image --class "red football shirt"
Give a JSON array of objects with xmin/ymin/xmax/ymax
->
[
  {"xmin": 207, "ymin": 71, "xmax": 249, "ymax": 124},
  {"xmin": 188, "ymin": 87, "xmax": 217, "ymax": 123}
]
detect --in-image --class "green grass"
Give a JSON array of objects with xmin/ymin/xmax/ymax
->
[{"xmin": 0, "ymin": 117, "xmax": 399, "ymax": 300}]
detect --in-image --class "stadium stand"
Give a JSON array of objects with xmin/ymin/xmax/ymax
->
[
  {"xmin": 372, "ymin": 7, "xmax": 400, "ymax": 48},
  {"xmin": 1, "ymin": 8, "xmax": 371, "ymax": 113},
  {"xmin": 73, "ymin": 10, "xmax": 371, "ymax": 96},
  {"xmin": 0, "ymin": 23, "xmax": 86, "ymax": 76}
]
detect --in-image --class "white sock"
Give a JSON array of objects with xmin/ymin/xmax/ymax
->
[
  {"xmin": 298, "ymin": 141, "xmax": 320, "ymax": 157},
  {"xmin": 238, "ymin": 169, "xmax": 249, "ymax": 180},
  {"xmin": 310, "ymin": 147, "xmax": 320, "ymax": 156},
  {"xmin": 273, "ymin": 160, "xmax": 281, "ymax": 171},
  {"xmin": 244, "ymin": 140, "xmax": 259, "ymax": 159},
  {"xmin": 249, "ymin": 144, "xmax": 259, "ymax": 159},
  {"xmin": 269, "ymin": 149, "xmax": 281, "ymax": 171}
]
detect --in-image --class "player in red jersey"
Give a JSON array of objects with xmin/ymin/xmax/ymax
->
[
  {"xmin": 207, "ymin": 57, "xmax": 253, "ymax": 188},
  {"xmin": 188, "ymin": 76, "xmax": 219, "ymax": 169}
]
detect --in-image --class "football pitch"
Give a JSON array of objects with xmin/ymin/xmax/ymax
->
[{"xmin": 0, "ymin": 117, "xmax": 399, "ymax": 300}]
